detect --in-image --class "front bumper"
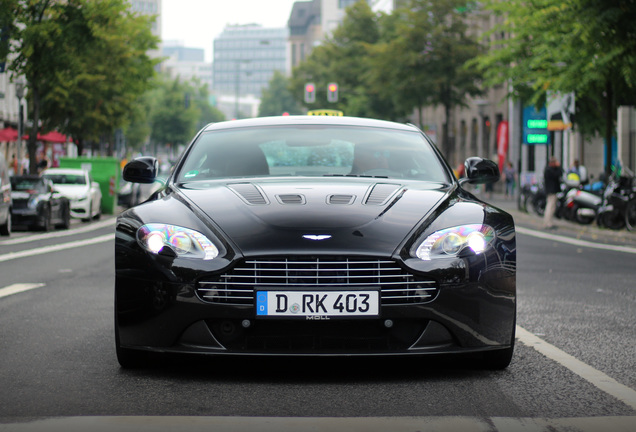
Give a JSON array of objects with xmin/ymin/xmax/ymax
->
[
  {"xmin": 69, "ymin": 199, "xmax": 90, "ymax": 219},
  {"xmin": 11, "ymin": 208, "xmax": 45, "ymax": 227},
  {"xmin": 115, "ymin": 253, "xmax": 516, "ymax": 356}
]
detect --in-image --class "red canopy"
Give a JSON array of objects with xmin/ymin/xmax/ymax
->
[
  {"xmin": 0, "ymin": 128, "xmax": 71, "ymax": 143},
  {"xmin": 0, "ymin": 127, "xmax": 18, "ymax": 142},
  {"xmin": 38, "ymin": 130, "xmax": 72, "ymax": 143}
]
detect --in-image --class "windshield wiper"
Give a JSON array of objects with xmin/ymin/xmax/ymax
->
[{"xmin": 323, "ymin": 174, "xmax": 389, "ymax": 179}]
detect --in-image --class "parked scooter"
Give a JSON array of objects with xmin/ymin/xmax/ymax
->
[
  {"xmin": 625, "ymin": 193, "xmax": 636, "ymax": 231},
  {"xmin": 563, "ymin": 188, "xmax": 602, "ymax": 224},
  {"xmin": 528, "ymin": 182, "xmax": 570, "ymax": 219},
  {"xmin": 597, "ymin": 167, "xmax": 634, "ymax": 230}
]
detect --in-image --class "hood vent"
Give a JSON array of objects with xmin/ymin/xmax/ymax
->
[
  {"xmin": 276, "ymin": 194, "xmax": 306, "ymax": 205},
  {"xmin": 365, "ymin": 183, "xmax": 401, "ymax": 205},
  {"xmin": 228, "ymin": 183, "xmax": 268, "ymax": 205},
  {"xmin": 328, "ymin": 194, "xmax": 355, "ymax": 205}
]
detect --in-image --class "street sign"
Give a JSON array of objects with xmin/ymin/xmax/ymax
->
[{"xmin": 523, "ymin": 106, "xmax": 550, "ymax": 145}]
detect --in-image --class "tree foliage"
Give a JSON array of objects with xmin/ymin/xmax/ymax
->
[
  {"xmin": 290, "ymin": 1, "xmax": 408, "ymax": 120},
  {"xmin": 470, "ymin": 0, "xmax": 636, "ymax": 173},
  {"xmin": 369, "ymin": 0, "xmax": 483, "ymax": 154},
  {"xmin": 258, "ymin": 70, "xmax": 304, "ymax": 117},
  {"xmin": 0, "ymin": 0, "xmax": 159, "ymax": 169},
  {"xmin": 139, "ymin": 75, "xmax": 224, "ymax": 154},
  {"xmin": 289, "ymin": 0, "xmax": 484, "ymax": 153}
]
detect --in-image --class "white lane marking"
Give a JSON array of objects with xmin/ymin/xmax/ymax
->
[
  {"xmin": 516, "ymin": 226, "xmax": 636, "ymax": 254},
  {"xmin": 0, "ymin": 234, "xmax": 114, "ymax": 263},
  {"xmin": 0, "ymin": 415, "xmax": 635, "ymax": 432},
  {"xmin": 0, "ymin": 218, "xmax": 115, "ymax": 246},
  {"xmin": 516, "ymin": 325, "xmax": 636, "ymax": 410},
  {"xmin": 0, "ymin": 283, "xmax": 45, "ymax": 299}
]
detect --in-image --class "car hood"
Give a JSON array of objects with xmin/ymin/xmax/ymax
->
[
  {"xmin": 51, "ymin": 184, "xmax": 89, "ymax": 199},
  {"xmin": 174, "ymin": 179, "xmax": 450, "ymax": 256}
]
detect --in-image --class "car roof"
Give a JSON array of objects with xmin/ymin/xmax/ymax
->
[
  {"xmin": 202, "ymin": 115, "xmax": 420, "ymax": 133},
  {"xmin": 11, "ymin": 175, "xmax": 42, "ymax": 181},
  {"xmin": 42, "ymin": 168, "xmax": 88, "ymax": 175}
]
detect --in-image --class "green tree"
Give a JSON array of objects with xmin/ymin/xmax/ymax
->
[
  {"xmin": 471, "ymin": 0, "xmax": 636, "ymax": 174},
  {"xmin": 369, "ymin": 0, "xmax": 484, "ymax": 155},
  {"xmin": 148, "ymin": 75, "xmax": 224, "ymax": 153},
  {"xmin": 124, "ymin": 75, "xmax": 224, "ymax": 157},
  {"xmin": 0, "ymin": 0, "xmax": 159, "ymax": 170},
  {"xmin": 290, "ymin": 0, "xmax": 406, "ymax": 120},
  {"xmin": 258, "ymin": 71, "xmax": 304, "ymax": 117}
]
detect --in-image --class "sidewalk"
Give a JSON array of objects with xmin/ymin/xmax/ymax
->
[{"xmin": 479, "ymin": 192, "xmax": 636, "ymax": 248}]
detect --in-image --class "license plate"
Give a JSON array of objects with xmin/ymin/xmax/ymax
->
[{"xmin": 256, "ymin": 291, "xmax": 379, "ymax": 318}]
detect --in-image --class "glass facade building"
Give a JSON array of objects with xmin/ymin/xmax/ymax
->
[{"xmin": 213, "ymin": 25, "xmax": 288, "ymax": 98}]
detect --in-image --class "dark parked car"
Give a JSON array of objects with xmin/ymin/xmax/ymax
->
[
  {"xmin": 10, "ymin": 175, "xmax": 71, "ymax": 231},
  {"xmin": 115, "ymin": 116, "xmax": 516, "ymax": 369},
  {"xmin": 0, "ymin": 154, "xmax": 12, "ymax": 236},
  {"xmin": 118, "ymin": 177, "xmax": 165, "ymax": 209}
]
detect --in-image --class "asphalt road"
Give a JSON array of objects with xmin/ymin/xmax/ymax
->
[{"xmin": 0, "ymin": 200, "xmax": 635, "ymax": 432}]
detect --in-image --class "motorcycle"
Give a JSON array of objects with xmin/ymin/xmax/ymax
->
[
  {"xmin": 520, "ymin": 182, "xmax": 542, "ymax": 214},
  {"xmin": 563, "ymin": 188, "xmax": 602, "ymax": 224},
  {"xmin": 528, "ymin": 182, "xmax": 571, "ymax": 220},
  {"xmin": 596, "ymin": 168, "xmax": 634, "ymax": 230},
  {"xmin": 625, "ymin": 194, "xmax": 636, "ymax": 231}
]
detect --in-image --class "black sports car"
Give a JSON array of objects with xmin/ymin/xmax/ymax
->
[
  {"xmin": 10, "ymin": 175, "xmax": 71, "ymax": 231},
  {"xmin": 115, "ymin": 116, "xmax": 516, "ymax": 369}
]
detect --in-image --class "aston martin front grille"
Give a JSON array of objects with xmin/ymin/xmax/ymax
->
[{"xmin": 196, "ymin": 257, "xmax": 438, "ymax": 306}]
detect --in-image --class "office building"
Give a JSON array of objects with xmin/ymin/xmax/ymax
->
[{"xmin": 213, "ymin": 24, "xmax": 288, "ymax": 118}]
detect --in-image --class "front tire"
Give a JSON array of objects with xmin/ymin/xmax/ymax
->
[
  {"xmin": 573, "ymin": 205, "xmax": 595, "ymax": 225},
  {"xmin": 532, "ymin": 195, "xmax": 546, "ymax": 216},
  {"xmin": 116, "ymin": 343, "xmax": 150, "ymax": 369},
  {"xmin": 480, "ymin": 344, "xmax": 515, "ymax": 370},
  {"xmin": 39, "ymin": 206, "xmax": 52, "ymax": 232},
  {"xmin": 625, "ymin": 199, "xmax": 636, "ymax": 232},
  {"xmin": 479, "ymin": 314, "xmax": 515, "ymax": 370},
  {"xmin": 0, "ymin": 210, "xmax": 11, "ymax": 236},
  {"xmin": 600, "ymin": 210, "xmax": 625, "ymax": 230},
  {"xmin": 114, "ymin": 297, "xmax": 149, "ymax": 369},
  {"xmin": 59, "ymin": 203, "xmax": 71, "ymax": 229}
]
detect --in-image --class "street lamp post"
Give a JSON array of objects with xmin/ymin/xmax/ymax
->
[
  {"xmin": 15, "ymin": 80, "xmax": 25, "ymax": 175},
  {"xmin": 233, "ymin": 60, "xmax": 251, "ymax": 120},
  {"xmin": 475, "ymin": 100, "xmax": 490, "ymax": 158}
]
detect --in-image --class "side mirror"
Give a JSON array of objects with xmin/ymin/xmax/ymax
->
[
  {"xmin": 123, "ymin": 157, "xmax": 158, "ymax": 184},
  {"xmin": 460, "ymin": 157, "xmax": 500, "ymax": 185}
]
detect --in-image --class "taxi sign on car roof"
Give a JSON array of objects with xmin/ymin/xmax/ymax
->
[{"xmin": 307, "ymin": 109, "xmax": 344, "ymax": 116}]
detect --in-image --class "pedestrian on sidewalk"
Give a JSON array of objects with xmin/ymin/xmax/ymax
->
[
  {"xmin": 543, "ymin": 156, "xmax": 563, "ymax": 229},
  {"xmin": 504, "ymin": 161, "xmax": 516, "ymax": 199}
]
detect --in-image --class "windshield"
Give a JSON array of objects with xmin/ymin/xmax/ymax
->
[
  {"xmin": 176, "ymin": 125, "xmax": 450, "ymax": 183},
  {"xmin": 11, "ymin": 178, "xmax": 46, "ymax": 193},
  {"xmin": 43, "ymin": 173, "xmax": 87, "ymax": 185}
]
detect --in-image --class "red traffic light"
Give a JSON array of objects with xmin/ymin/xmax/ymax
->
[
  {"xmin": 304, "ymin": 83, "xmax": 316, "ymax": 103},
  {"xmin": 327, "ymin": 82, "xmax": 338, "ymax": 103}
]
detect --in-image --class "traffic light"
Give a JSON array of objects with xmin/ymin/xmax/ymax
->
[
  {"xmin": 327, "ymin": 82, "xmax": 338, "ymax": 103},
  {"xmin": 304, "ymin": 83, "xmax": 316, "ymax": 103}
]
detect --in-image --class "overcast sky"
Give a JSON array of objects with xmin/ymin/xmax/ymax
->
[
  {"xmin": 160, "ymin": 0, "xmax": 393, "ymax": 62},
  {"xmin": 161, "ymin": 0, "xmax": 299, "ymax": 62}
]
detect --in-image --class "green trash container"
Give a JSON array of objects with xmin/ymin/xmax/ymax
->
[{"xmin": 58, "ymin": 157, "xmax": 121, "ymax": 215}]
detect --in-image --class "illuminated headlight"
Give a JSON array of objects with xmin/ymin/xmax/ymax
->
[
  {"xmin": 137, "ymin": 224, "xmax": 219, "ymax": 260},
  {"xmin": 415, "ymin": 224, "xmax": 495, "ymax": 260}
]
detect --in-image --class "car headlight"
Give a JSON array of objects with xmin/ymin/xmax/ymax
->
[
  {"xmin": 415, "ymin": 224, "xmax": 495, "ymax": 260},
  {"xmin": 28, "ymin": 196, "xmax": 42, "ymax": 209},
  {"xmin": 137, "ymin": 223, "xmax": 219, "ymax": 260}
]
